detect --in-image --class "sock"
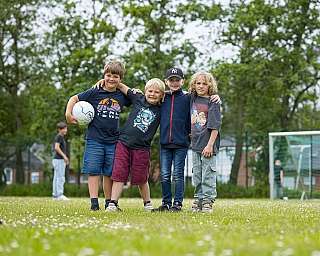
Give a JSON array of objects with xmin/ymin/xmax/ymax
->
[
  {"xmin": 110, "ymin": 200, "xmax": 118, "ymax": 206},
  {"xmin": 105, "ymin": 199, "xmax": 111, "ymax": 208},
  {"xmin": 91, "ymin": 198, "xmax": 99, "ymax": 206},
  {"xmin": 144, "ymin": 201, "xmax": 151, "ymax": 206}
]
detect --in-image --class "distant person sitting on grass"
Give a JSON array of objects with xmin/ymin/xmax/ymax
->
[
  {"xmin": 189, "ymin": 71, "xmax": 221, "ymax": 213},
  {"xmin": 100, "ymin": 79, "xmax": 165, "ymax": 211},
  {"xmin": 52, "ymin": 121, "xmax": 69, "ymax": 201}
]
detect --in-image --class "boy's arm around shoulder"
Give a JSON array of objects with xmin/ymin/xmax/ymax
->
[
  {"xmin": 65, "ymin": 95, "xmax": 79, "ymax": 124},
  {"xmin": 117, "ymin": 83, "xmax": 130, "ymax": 95}
]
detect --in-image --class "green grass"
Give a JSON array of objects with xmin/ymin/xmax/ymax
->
[{"xmin": 0, "ymin": 198, "xmax": 319, "ymax": 256}]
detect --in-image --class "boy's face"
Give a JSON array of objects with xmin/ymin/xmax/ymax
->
[
  {"xmin": 145, "ymin": 85, "xmax": 164, "ymax": 105},
  {"xmin": 195, "ymin": 75, "xmax": 209, "ymax": 96},
  {"xmin": 165, "ymin": 77, "xmax": 184, "ymax": 92},
  {"xmin": 59, "ymin": 127, "xmax": 67, "ymax": 136},
  {"xmin": 104, "ymin": 72, "xmax": 121, "ymax": 91}
]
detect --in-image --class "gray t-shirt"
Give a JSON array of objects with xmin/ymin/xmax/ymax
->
[{"xmin": 190, "ymin": 95, "xmax": 221, "ymax": 154}]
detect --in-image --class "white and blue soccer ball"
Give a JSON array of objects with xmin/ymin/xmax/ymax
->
[{"xmin": 72, "ymin": 101, "xmax": 95, "ymax": 126}]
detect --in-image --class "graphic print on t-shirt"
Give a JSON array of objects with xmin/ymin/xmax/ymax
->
[
  {"xmin": 191, "ymin": 103, "xmax": 208, "ymax": 130},
  {"xmin": 97, "ymin": 98, "xmax": 121, "ymax": 119},
  {"xmin": 133, "ymin": 108, "xmax": 156, "ymax": 133}
]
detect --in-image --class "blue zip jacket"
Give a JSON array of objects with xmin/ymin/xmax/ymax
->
[{"xmin": 160, "ymin": 89, "xmax": 191, "ymax": 147}]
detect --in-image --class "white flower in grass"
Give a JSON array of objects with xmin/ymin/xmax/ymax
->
[
  {"xmin": 58, "ymin": 253, "xmax": 69, "ymax": 256},
  {"xmin": 203, "ymin": 234, "xmax": 212, "ymax": 241},
  {"xmin": 248, "ymin": 239, "xmax": 256, "ymax": 245},
  {"xmin": 77, "ymin": 248, "xmax": 95, "ymax": 256},
  {"xmin": 144, "ymin": 235, "xmax": 150, "ymax": 241},
  {"xmin": 168, "ymin": 227, "xmax": 175, "ymax": 233},
  {"xmin": 276, "ymin": 241, "xmax": 284, "ymax": 248},
  {"xmin": 196, "ymin": 240, "xmax": 205, "ymax": 247},
  {"xmin": 220, "ymin": 249, "xmax": 233, "ymax": 256},
  {"xmin": 10, "ymin": 240, "xmax": 19, "ymax": 248}
]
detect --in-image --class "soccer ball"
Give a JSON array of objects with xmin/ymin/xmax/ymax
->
[{"xmin": 72, "ymin": 101, "xmax": 95, "ymax": 126}]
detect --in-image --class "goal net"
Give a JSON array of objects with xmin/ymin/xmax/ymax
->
[{"xmin": 269, "ymin": 131, "xmax": 320, "ymax": 199}]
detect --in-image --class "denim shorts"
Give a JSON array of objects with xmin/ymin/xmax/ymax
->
[{"xmin": 82, "ymin": 139, "xmax": 116, "ymax": 176}]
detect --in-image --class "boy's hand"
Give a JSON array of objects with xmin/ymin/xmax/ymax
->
[
  {"xmin": 210, "ymin": 94, "xmax": 221, "ymax": 104},
  {"xmin": 202, "ymin": 145, "xmax": 213, "ymax": 158},
  {"xmin": 64, "ymin": 156, "xmax": 69, "ymax": 165},
  {"xmin": 132, "ymin": 88, "xmax": 143, "ymax": 94},
  {"xmin": 65, "ymin": 113, "xmax": 78, "ymax": 124},
  {"xmin": 93, "ymin": 79, "xmax": 105, "ymax": 89}
]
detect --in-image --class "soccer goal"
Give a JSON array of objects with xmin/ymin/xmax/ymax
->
[{"xmin": 269, "ymin": 131, "xmax": 320, "ymax": 199}]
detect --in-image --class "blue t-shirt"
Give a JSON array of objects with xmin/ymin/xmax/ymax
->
[
  {"xmin": 77, "ymin": 88, "xmax": 131, "ymax": 144},
  {"xmin": 119, "ymin": 90, "xmax": 161, "ymax": 149}
]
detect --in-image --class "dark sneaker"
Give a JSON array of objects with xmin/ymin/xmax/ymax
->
[
  {"xmin": 90, "ymin": 204, "xmax": 100, "ymax": 211},
  {"xmin": 106, "ymin": 202, "xmax": 122, "ymax": 212},
  {"xmin": 170, "ymin": 204, "xmax": 182, "ymax": 212},
  {"xmin": 151, "ymin": 204, "xmax": 171, "ymax": 212},
  {"xmin": 191, "ymin": 200, "xmax": 201, "ymax": 212},
  {"xmin": 201, "ymin": 201, "xmax": 213, "ymax": 213}
]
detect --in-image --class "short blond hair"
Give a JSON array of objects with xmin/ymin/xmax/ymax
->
[
  {"xmin": 188, "ymin": 71, "xmax": 218, "ymax": 96},
  {"xmin": 145, "ymin": 78, "xmax": 165, "ymax": 103},
  {"xmin": 104, "ymin": 59, "xmax": 126, "ymax": 79}
]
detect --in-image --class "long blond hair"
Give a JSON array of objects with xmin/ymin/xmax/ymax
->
[{"xmin": 188, "ymin": 71, "xmax": 218, "ymax": 96}]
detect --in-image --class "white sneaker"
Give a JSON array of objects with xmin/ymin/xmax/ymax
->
[
  {"xmin": 106, "ymin": 202, "xmax": 122, "ymax": 212},
  {"xmin": 56, "ymin": 195, "xmax": 70, "ymax": 201},
  {"xmin": 144, "ymin": 201, "xmax": 154, "ymax": 211}
]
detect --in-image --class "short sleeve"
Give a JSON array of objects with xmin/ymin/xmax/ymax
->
[
  {"xmin": 207, "ymin": 102, "xmax": 221, "ymax": 130},
  {"xmin": 77, "ymin": 88, "xmax": 96, "ymax": 101}
]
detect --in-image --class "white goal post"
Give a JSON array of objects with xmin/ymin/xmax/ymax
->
[{"xmin": 269, "ymin": 131, "xmax": 320, "ymax": 199}]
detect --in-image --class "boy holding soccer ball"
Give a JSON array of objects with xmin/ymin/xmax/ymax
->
[{"xmin": 65, "ymin": 60, "xmax": 130, "ymax": 211}]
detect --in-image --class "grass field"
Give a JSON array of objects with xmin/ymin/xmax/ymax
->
[{"xmin": 0, "ymin": 197, "xmax": 319, "ymax": 256}]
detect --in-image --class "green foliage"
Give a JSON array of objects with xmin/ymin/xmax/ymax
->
[{"xmin": 0, "ymin": 182, "xmax": 269, "ymax": 198}]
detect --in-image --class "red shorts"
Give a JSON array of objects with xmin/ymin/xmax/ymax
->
[{"xmin": 112, "ymin": 141, "xmax": 150, "ymax": 185}]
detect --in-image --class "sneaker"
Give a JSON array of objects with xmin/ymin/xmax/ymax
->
[
  {"xmin": 105, "ymin": 199, "xmax": 111, "ymax": 210},
  {"xmin": 90, "ymin": 204, "xmax": 100, "ymax": 211},
  {"xmin": 56, "ymin": 195, "xmax": 70, "ymax": 201},
  {"xmin": 201, "ymin": 201, "xmax": 213, "ymax": 213},
  {"xmin": 151, "ymin": 204, "xmax": 171, "ymax": 212},
  {"xmin": 170, "ymin": 203, "xmax": 182, "ymax": 212},
  {"xmin": 144, "ymin": 201, "xmax": 154, "ymax": 211},
  {"xmin": 191, "ymin": 200, "xmax": 201, "ymax": 212},
  {"xmin": 106, "ymin": 202, "xmax": 122, "ymax": 212}
]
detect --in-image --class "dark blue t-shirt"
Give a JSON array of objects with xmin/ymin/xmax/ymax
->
[
  {"xmin": 77, "ymin": 88, "xmax": 131, "ymax": 144},
  {"xmin": 119, "ymin": 90, "xmax": 161, "ymax": 149}
]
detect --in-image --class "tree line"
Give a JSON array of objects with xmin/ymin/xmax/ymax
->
[{"xmin": 1, "ymin": 0, "xmax": 319, "ymax": 187}]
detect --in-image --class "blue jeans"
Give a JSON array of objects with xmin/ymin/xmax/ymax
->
[
  {"xmin": 52, "ymin": 159, "xmax": 66, "ymax": 197},
  {"xmin": 160, "ymin": 147, "xmax": 188, "ymax": 206}
]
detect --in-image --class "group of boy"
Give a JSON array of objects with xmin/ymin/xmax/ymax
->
[{"xmin": 53, "ymin": 59, "xmax": 220, "ymax": 212}]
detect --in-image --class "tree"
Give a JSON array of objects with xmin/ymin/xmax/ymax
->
[
  {"xmin": 40, "ymin": 0, "xmax": 119, "ymax": 178},
  {"xmin": 214, "ymin": 0, "xmax": 320, "ymax": 184},
  {"xmin": 0, "ymin": 0, "xmax": 45, "ymax": 183}
]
